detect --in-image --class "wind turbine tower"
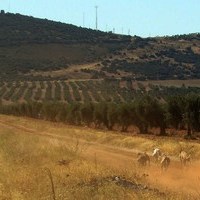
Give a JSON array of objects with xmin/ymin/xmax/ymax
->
[
  {"xmin": 83, "ymin": 12, "xmax": 85, "ymax": 27},
  {"xmin": 95, "ymin": 5, "xmax": 98, "ymax": 30},
  {"xmin": 8, "ymin": 0, "xmax": 11, "ymax": 12}
]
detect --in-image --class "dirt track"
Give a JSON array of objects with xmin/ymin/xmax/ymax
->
[{"xmin": 0, "ymin": 119, "xmax": 200, "ymax": 197}]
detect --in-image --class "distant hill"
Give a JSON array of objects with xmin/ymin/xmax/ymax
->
[
  {"xmin": 1, "ymin": 12, "xmax": 200, "ymax": 81},
  {"xmin": 0, "ymin": 12, "xmax": 131, "ymax": 80},
  {"xmin": 0, "ymin": 12, "xmax": 131, "ymax": 46},
  {"xmin": 99, "ymin": 34, "xmax": 200, "ymax": 80}
]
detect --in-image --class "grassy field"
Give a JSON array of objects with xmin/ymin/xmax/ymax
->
[
  {"xmin": 0, "ymin": 115, "xmax": 200, "ymax": 199},
  {"xmin": 0, "ymin": 118, "xmax": 137, "ymax": 200}
]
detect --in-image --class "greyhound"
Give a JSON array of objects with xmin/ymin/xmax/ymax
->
[
  {"xmin": 152, "ymin": 148, "xmax": 162, "ymax": 163},
  {"xmin": 160, "ymin": 154, "xmax": 170, "ymax": 171},
  {"xmin": 179, "ymin": 150, "xmax": 191, "ymax": 167},
  {"xmin": 137, "ymin": 152, "xmax": 150, "ymax": 166}
]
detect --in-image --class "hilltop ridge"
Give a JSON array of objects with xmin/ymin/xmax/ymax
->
[{"xmin": 0, "ymin": 11, "xmax": 131, "ymax": 46}]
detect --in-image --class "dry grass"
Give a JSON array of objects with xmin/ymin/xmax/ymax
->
[
  {"xmin": 0, "ymin": 118, "xmax": 145, "ymax": 199},
  {"xmin": 0, "ymin": 129, "xmax": 138, "ymax": 199},
  {"xmin": 0, "ymin": 115, "xmax": 200, "ymax": 199},
  {"xmin": 1, "ymin": 114, "xmax": 200, "ymax": 158}
]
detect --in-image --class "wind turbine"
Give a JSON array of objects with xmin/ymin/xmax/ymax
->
[
  {"xmin": 83, "ymin": 12, "xmax": 85, "ymax": 27},
  {"xmin": 95, "ymin": 5, "xmax": 98, "ymax": 30},
  {"xmin": 8, "ymin": 0, "xmax": 11, "ymax": 12}
]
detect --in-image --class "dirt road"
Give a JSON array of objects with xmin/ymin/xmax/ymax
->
[{"xmin": 0, "ymin": 119, "xmax": 200, "ymax": 197}]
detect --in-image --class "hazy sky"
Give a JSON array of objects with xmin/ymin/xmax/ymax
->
[{"xmin": 0, "ymin": 0, "xmax": 200, "ymax": 37}]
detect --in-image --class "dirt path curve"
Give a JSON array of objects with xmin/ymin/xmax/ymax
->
[{"xmin": 0, "ymin": 119, "xmax": 200, "ymax": 197}]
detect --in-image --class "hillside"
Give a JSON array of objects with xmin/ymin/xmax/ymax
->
[
  {"xmin": 99, "ymin": 35, "xmax": 200, "ymax": 80},
  {"xmin": 0, "ymin": 12, "xmax": 131, "ymax": 80},
  {"xmin": 1, "ymin": 12, "xmax": 200, "ymax": 81},
  {"xmin": 1, "ymin": 12, "xmax": 200, "ymax": 108}
]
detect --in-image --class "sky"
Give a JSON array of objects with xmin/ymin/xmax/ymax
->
[{"xmin": 0, "ymin": 0, "xmax": 200, "ymax": 37}]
